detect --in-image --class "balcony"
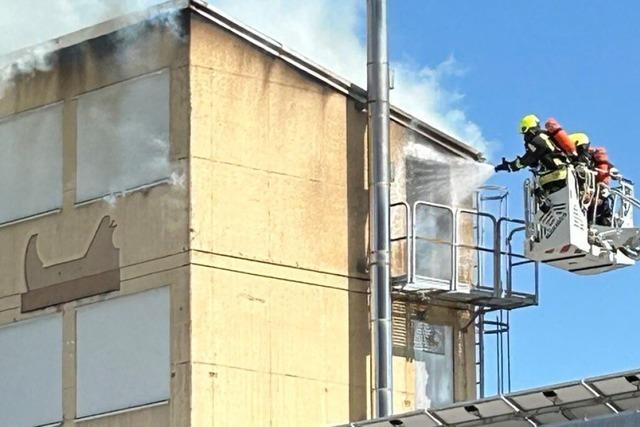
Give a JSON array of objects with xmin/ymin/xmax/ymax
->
[{"xmin": 390, "ymin": 196, "xmax": 538, "ymax": 310}]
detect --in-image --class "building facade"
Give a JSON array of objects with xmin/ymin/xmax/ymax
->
[{"xmin": 0, "ymin": 3, "xmax": 484, "ymax": 426}]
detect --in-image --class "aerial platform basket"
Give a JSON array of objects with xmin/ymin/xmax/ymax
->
[
  {"xmin": 391, "ymin": 196, "xmax": 539, "ymax": 310},
  {"xmin": 524, "ymin": 165, "xmax": 640, "ymax": 275}
]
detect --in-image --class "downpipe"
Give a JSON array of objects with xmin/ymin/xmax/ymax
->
[{"xmin": 367, "ymin": 0, "xmax": 393, "ymax": 418}]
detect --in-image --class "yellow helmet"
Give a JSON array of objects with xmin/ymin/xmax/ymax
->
[
  {"xmin": 519, "ymin": 114, "xmax": 540, "ymax": 134},
  {"xmin": 569, "ymin": 132, "xmax": 589, "ymax": 147}
]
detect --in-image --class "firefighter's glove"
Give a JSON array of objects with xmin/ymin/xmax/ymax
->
[{"xmin": 494, "ymin": 157, "xmax": 512, "ymax": 172}]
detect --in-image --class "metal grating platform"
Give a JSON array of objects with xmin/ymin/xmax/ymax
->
[{"xmin": 393, "ymin": 276, "xmax": 537, "ymax": 310}]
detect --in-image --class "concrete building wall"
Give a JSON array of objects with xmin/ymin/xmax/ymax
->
[
  {"xmin": 0, "ymin": 9, "xmax": 477, "ymax": 427},
  {"xmin": 188, "ymin": 16, "xmax": 370, "ymax": 426},
  {"xmin": 188, "ymin": 14, "xmax": 475, "ymax": 427},
  {"xmin": 0, "ymin": 16, "xmax": 191, "ymax": 427}
]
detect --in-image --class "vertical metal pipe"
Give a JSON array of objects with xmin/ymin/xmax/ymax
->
[
  {"xmin": 507, "ymin": 310, "xmax": 512, "ymax": 393},
  {"xmin": 499, "ymin": 311, "xmax": 504, "ymax": 394},
  {"xmin": 493, "ymin": 220, "xmax": 502, "ymax": 298},
  {"xmin": 478, "ymin": 313, "xmax": 485, "ymax": 398},
  {"xmin": 367, "ymin": 0, "xmax": 393, "ymax": 418},
  {"xmin": 496, "ymin": 315, "xmax": 501, "ymax": 394},
  {"xmin": 476, "ymin": 192, "xmax": 483, "ymax": 287}
]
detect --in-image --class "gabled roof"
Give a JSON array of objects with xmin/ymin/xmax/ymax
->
[{"xmin": 1, "ymin": 0, "xmax": 484, "ymax": 161}]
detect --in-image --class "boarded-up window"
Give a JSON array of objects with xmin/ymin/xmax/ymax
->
[
  {"xmin": 76, "ymin": 286, "xmax": 170, "ymax": 417},
  {"xmin": 0, "ymin": 315, "xmax": 63, "ymax": 426},
  {"xmin": 0, "ymin": 104, "xmax": 63, "ymax": 224},
  {"xmin": 76, "ymin": 70, "xmax": 170, "ymax": 202}
]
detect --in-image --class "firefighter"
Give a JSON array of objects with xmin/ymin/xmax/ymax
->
[
  {"xmin": 495, "ymin": 114, "xmax": 568, "ymax": 194},
  {"xmin": 557, "ymin": 132, "xmax": 611, "ymax": 225},
  {"xmin": 590, "ymin": 146, "xmax": 620, "ymax": 226},
  {"xmin": 571, "ymin": 132, "xmax": 592, "ymax": 166}
]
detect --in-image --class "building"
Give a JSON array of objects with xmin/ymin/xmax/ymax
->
[{"xmin": 0, "ymin": 1, "xmax": 529, "ymax": 426}]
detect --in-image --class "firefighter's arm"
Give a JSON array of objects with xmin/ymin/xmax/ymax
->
[
  {"xmin": 495, "ymin": 152, "xmax": 538, "ymax": 172},
  {"xmin": 512, "ymin": 136, "xmax": 548, "ymax": 170},
  {"xmin": 504, "ymin": 151, "xmax": 541, "ymax": 172},
  {"xmin": 495, "ymin": 136, "xmax": 548, "ymax": 172}
]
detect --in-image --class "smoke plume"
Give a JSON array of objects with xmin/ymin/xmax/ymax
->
[
  {"xmin": 0, "ymin": 0, "xmax": 173, "ymax": 97},
  {"xmin": 1, "ymin": 0, "xmax": 491, "ymax": 152},
  {"xmin": 211, "ymin": 0, "xmax": 492, "ymax": 152},
  {"xmin": 0, "ymin": 0, "xmax": 168, "ymax": 55}
]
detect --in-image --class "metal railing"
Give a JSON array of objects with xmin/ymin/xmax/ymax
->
[
  {"xmin": 390, "ymin": 201, "xmax": 412, "ymax": 282},
  {"xmin": 458, "ymin": 208, "xmax": 498, "ymax": 295},
  {"xmin": 391, "ymin": 200, "xmax": 539, "ymax": 304},
  {"xmin": 413, "ymin": 201, "xmax": 456, "ymax": 288},
  {"xmin": 500, "ymin": 217, "xmax": 539, "ymax": 303}
]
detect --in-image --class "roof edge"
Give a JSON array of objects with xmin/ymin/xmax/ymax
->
[
  {"xmin": 0, "ymin": 0, "xmax": 188, "ymax": 67},
  {"xmin": 0, "ymin": 0, "xmax": 485, "ymax": 161},
  {"xmin": 189, "ymin": 0, "xmax": 484, "ymax": 161}
]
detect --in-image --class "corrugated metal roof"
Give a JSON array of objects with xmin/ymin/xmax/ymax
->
[
  {"xmin": 338, "ymin": 368, "xmax": 640, "ymax": 427},
  {"xmin": 0, "ymin": 0, "xmax": 484, "ymax": 161}
]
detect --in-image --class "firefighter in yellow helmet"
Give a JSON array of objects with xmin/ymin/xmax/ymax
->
[{"xmin": 495, "ymin": 114, "xmax": 568, "ymax": 194}]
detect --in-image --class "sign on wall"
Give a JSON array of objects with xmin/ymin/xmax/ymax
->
[{"xmin": 22, "ymin": 216, "xmax": 121, "ymax": 312}]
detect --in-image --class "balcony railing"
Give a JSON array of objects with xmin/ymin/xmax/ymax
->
[{"xmin": 390, "ymin": 200, "xmax": 538, "ymax": 310}]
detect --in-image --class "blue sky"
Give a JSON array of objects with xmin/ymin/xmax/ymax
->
[{"xmin": 387, "ymin": 0, "xmax": 640, "ymax": 393}]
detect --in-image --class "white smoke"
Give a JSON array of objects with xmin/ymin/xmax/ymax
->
[
  {"xmin": 0, "ymin": 42, "xmax": 58, "ymax": 97},
  {"xmin": 0, "ymin": 0, "xmax": 173, "ymax": 97},
  {"xmin": 403, "ymin": 139, "xmax": 494, "ymax": 207},
  {"xmin": 393, "ymin": 57, "xmax": 491, "ymax": 153},
  {"xmin": 0, "ymin": 0, "xmax": 491, "ymax": 151},
  {"xmin": 400, "ymin": 133, "xmax": 494, "ymax": 284},
  {"xmin": 211, "ymin": 0, "xmax": 492, "ymax": 152},
  {"xmin": 0, "ymin": 0, "xmax": 168, "ymax": 55}
]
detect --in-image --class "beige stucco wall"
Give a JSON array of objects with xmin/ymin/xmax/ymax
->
[
  {"xmin": 0, "ymin": 10, "xmax": 478, "ymax": 427},
  {"xmin": 188, "ymin": 14, "xmax": 475, "ymax": 427},
  {"xmin": 0, "ymin": 18, "xmax": 190, "ymax": 427},
  {"xmin": 188, "ymin": 16, "xmax": 370, "ymax": 426}
]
